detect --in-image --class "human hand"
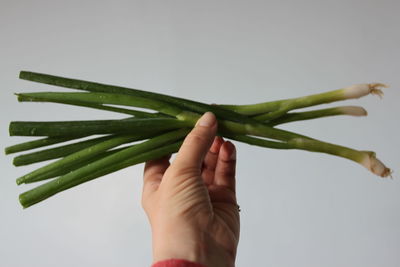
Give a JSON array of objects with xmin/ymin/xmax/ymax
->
[{"xmin": 142, "ymin": 112, "xmax": 240, "ymax": 267}]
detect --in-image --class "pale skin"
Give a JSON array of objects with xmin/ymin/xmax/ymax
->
[{"xmin": 142, "ymin": 112, "xmax": 240, "ymax": 267}]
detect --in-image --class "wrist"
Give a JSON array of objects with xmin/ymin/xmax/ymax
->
[
  {"xmin": 152, "ymin": 228, "xmax": 207, "ymax": 265},
  {"xmin": 152, "ymin": 259, "xmax": 207, "ymax": 267},
  {"xmin": 152, "ymin": 229, "xmax": 235, "ymax": 267}
]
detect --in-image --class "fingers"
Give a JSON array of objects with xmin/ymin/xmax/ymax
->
[
  {"xmin": 143, "ymin": 155, "xmax": 171, "ymax": 193},
  {"xmin": 202, "ymin": 136, "xmax": 224, "ymax": 185},
  {"xmin": 172, "ymin": 112, "xmax": 217, "ymax": 172},
  {"xmin": 214, "ymin": 141, "xmax": 236, "ymax": 193}
]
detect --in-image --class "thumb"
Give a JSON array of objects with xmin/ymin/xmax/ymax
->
[{"xmin": 171, "ymin": 112, "xmax": 217, "ymax": 172}]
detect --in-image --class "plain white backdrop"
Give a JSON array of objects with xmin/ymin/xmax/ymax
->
[{"xmin": 1, "ymin": 1, "xmax": 399, "ymax": 266}]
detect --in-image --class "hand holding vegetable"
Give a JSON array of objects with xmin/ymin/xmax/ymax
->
[
  {"xmin": 6, "ymin": 71, "xmax": 391, "ymax": 208},
  {"xmin": 143, "ymin": 112, "xmax": 239, "ymax": 267}
]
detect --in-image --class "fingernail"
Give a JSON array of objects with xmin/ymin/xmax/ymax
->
[{"xmin": 196, "ymin": 112, "xmax": 216, "ymax": 127}]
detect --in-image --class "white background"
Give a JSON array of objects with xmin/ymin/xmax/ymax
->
[{"xmin": 1, "ymin": 1, "xmax": 399, "ymax": 266}]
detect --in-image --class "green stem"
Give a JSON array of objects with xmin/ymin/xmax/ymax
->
[
  {"xmin": 253, "ymin": 109, "xmax": 288, "ymax": 122},
  {"xmin": 223, "ymin": 134, "xmax": 294, "ymax": 149},
  {"xmin": 17, "ymin": 92, "xmax": 181, "ymax": 117},
  {"xmin": 13, "ymin": 128, "xmax": 169, "ymax": 166},
  {"xmin": 219, "ymin": 86, "xmax": 363, "ymax": 117},
  {"xmin": 287, "ymin": 138, "xmax": 368, "ymax": 165},
  {"xmin": 18, "ymin": 92, "xmax": 167, "ymax": 118},
  {"xmin": 228, "ymin": 133, "xmax": 387, "ymax": 177},
  {"xmin": 222, "ymin": 130, "xmax": 377, "ymax": 174},
  {"xmin": 13, "ymin": 134, "xmax": 139, "ymax": 166},
  {"xmin": 267, "ymin": 106, "xmax": 367, "ymax": 126},
  {"xmin": 19, "ymin": 130, "xmax": 188, "ymax": 208},
  {"xmin": 281, "ymin": 137, "xmax": 391, "ymax": 178},
  {"xmin": 5, "ymin": 117, "xmax": 157, "ymax": 155},
  {"xmin": 16, "ymin": 72, "xmax": 391, "ymax": 179},
  {"xmin": 178, "ymin": 111, "xmax": 311, "ymax": 142},
  {"xmin": 9, "ymin": 118, "xmax": 190, "ymax": 137},
  {"xmin": 5, "ymin": 136, "xmax": 82, "ymax": 154},
  {"xmin": 19, "ymin": 71, "xmax": 253, "ymax": 123},
  {"xmin": 223, "ymin": 124, "xmax": 389, "ymax": 176},
  {"xmin": 18, "ymin": 72, "xmax": 319, "ymax": 143},
  {"xmin": 24, "ymin": 147, "xmax": 126, "ymax": 183},
  {"xmin": 16, "ymin": 133, "xmax": 158, "ymax": 184}
]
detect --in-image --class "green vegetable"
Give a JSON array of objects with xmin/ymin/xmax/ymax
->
[
  {"xmin": 9, "ymin": 118, "xmax": 190, "ymax": 137},
  {"xmin": 13, "ymin": 135, "xmax": 115, "ymax": 166},
  {"xmin": 7, "ymin": 71, "xmax": 391, "ymax": 208},
  {"xmin": 5, "ymin": 136, "xmax": 83, "ymax": 155}
]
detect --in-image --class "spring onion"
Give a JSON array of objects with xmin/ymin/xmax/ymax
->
[{"xmin": 7, "ymin": 71, "xmax": 391, "ymax": 208}]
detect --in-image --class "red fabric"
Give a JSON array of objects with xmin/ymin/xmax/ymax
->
[{"xmin": 151, "ymin": 259, "xmax": 207, "ymax": 267}]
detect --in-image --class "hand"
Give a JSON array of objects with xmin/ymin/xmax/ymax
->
[{"xmin": 142, "ymin": 112, "xmax": 240, "ymax": 267}]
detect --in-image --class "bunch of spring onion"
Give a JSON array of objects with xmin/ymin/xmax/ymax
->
[{"xmin": 6, "ymin": 71, "xmax": 391, "ymax": 208}]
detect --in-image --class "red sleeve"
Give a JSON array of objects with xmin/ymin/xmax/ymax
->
[{"xmin": 151, "ymin": 259, "xmax": 207, "ymax": 267}]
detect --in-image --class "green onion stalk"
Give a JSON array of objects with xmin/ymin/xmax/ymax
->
[{"xmin": 7, "ymin": 71, "xmax": 391, "ymax": 208}]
